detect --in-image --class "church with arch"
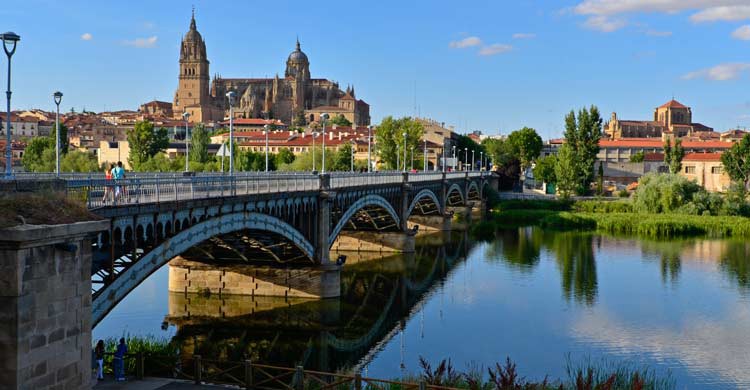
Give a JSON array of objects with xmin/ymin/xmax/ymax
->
[{"xmin": 173, "ymin": 11, "xmax": 370, "ymax": 126}]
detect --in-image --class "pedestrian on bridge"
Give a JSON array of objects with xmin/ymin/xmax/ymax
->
[
  {"xmin": 112, "ymin": 161, "xmax": 127, "ymax": 201},
  {"xmin": 94, "ymin": 339, "xmax": 105, "ymax": 380},
  {"xmin": 102, "ymin": 164, "xmax": 114, "ymax": 203},
  {"xmin": 113, "ymin": 337, "xmax": 128, "ymax": 381}
]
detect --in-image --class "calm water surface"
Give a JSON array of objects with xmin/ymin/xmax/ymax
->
[{"xmin": 94, "ymin": 228, "xmax": 750, "ymax": 389}]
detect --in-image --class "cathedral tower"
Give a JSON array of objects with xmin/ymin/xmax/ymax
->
[{"xmin": 173, "ymin": 9, "xmax": 211, "ymax": 118}]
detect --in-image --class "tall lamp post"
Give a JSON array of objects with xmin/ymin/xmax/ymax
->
[
  {"xmin": 311, "ymin": 130, "xmax": 317, "ymax": 172},
  {"xmin": 264, "ymin": 123, "xmax": 270, "ymax": 172},
  {"xmin": 2, "ymin": 31, "xmax": 20, "ymax": 179},
  {"xmin": 367, "ymin": 125, "xmax": 372, "ymax": 173},
  {"xmin": 182, "ymin": 112, "xmax": 190, "ymax": 172},
  {"xmin": 402, "ymin": 132, "xmax": 407, "ymax": 172},
  {"xmin": 451, "ymin": 145, "xmax": 456, "ymax": 171},
  {"xmin": 226, "ymin": 91, "xmax": 236, "ymax": 174},
  {"xmin": 350, "ymin": 140, "xmax": 355, "ymax": 172},
  {"xmin": 423, "ymin": 139, "xmax": 427, "ymax": 172},
  {"xmin": 480, "ymin": 151, "xmax": 484, "ymax": 171},
  {"xmin": 53, "ymin": 92, "xmax": 63, "ymax": 176},
  {"xmin": 320, "ymin": 113, "xmax": 329, "ymax": 173},
  {"xmin": 471, "ymin": 150, "xmax": 475, "ymax": 171},
  {"xmin": 464, "ymin": 148, "xmax": 468, "ymax": 171}
]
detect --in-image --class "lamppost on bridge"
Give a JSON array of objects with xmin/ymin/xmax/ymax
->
[
  {"xmin": 480, "ymin": 151, "xmax": 484, "ymax": 171},
  {"xmin": 471, "ymin": 149, "xmax": 475, "ymax": 171},
  {"xmin": 402, "ymin": 132, "xmax": 407, "ymax": 172},
  {"xmin": 464, "ymin": 148, "xmax": 468, "ymax": 171},
  {"xmin": 182, "ymin": 112, "xmax": 190, "ymax": 172},
  {"xmin": 53, "ymin": 91, "xmax": 63, "ymax": 177},
  {"xmin": 311, "ymin": 130, "xmax": 317, "ymax": 172},
  {"xmin": 264, "ymin": 123, "xmax": 270, "ymax": 172},
  {"xmin": 410, "ymin": 146, "xmax": 414, "ymax": 171},
  {"xmin": 350, "ymin": 140, "xmax": 356, "ymax": 172},
  {"xmin": 452, "ymin": 145, "xmax": 456, "ymax": 171},
  {"xmin": 320, "ymin": 113, "xmax": 329, "ymax": 173},
  {"xmin": 226, "ymin": 91, "xmax": 236, "ymax": 174},
  {"xmin": 2, "ymin": 31, "xmax": 20, "ymax": 179},
  {"xmin": 367, "ymin": 125, "xmax": 372, "ymax": 173},
  {"xmin": 423, "ymin": 139, "xmax": 427, "ymax": 172}
]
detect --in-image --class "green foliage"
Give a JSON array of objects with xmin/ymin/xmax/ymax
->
[
  {"xmin": 721, "ymin": 134, "xmax": 750, "ymax": 188},
  {"xmin": 663, "ymin": 138, "xmax": 684, "ymax": 174},
  {"xmin": 275, "ymin": 148, "xmax": 296, "ymax": 166},
  {"xmin": 189, "ymin": 123, "xmax": 211, "ymax": 164},
  {"xmin": 630, "ymin": 151, "xmax": 645, "ymax": 163},
  {"xmin": 573, "ymin": 200, "xmax": 633, "ymax": 213},
  {"xmin": 333, "ymin": 143, "xmax": 354, "ymax": 171},
  {"xmin": 21, "ymin": 137, "xmax": 55, "ymax": 172},
  {"xmin": 561, "ymin": 106, "xmax": 602, "ymax": 195},
  {"xmin": 127, "ymin": 121, "xmax": 169, "ymax": 171},
  {"xmin": 539, "ymin": 212, "xmax": 597, "ymax": 231},
  {"xmin": 597, "ymin": 161, "xmax": 604, "ymax": 195},
  {"xmin": 453, "ymin": 134, "xmax": 484, "ymax": 170},
  {"xmin": 555, "ymin": 144, "xmax": 578, "ymax": 199},
  {"xmin": 632, "ymin": 173, "xmax": 706, "ymax": 214},
  {"xmin": 137, "ymin": 153, "xmax": 182, "ymax": 172},
  {"xmin": 61, "ymin": 151, "xmax": 98, "ymax": 172},
  {"xmin": 723, "ymin": 182, "xmax": 750, "ymax": 216},
  {"xmin": 507, "ymin": 127, "xmax": 543, "ymax": 172},
  {"xmin": 330, "ymin": 114, "xmax": 352, "ymax": 127},
  {"xmin": 277, "ymin": 146, "xmax": 335, "ymax": 172},
  {"xmin": 237, "ymin": 149, "xmax": 276, "ymax": 171},
  {"xmin": 49, "ymin": 123, "xmax": 69, "ymax": 154},
  {"xmin": 375, "ymin": 116, "xmax": 424, "ymax": 170},
  {"xmin": 618, "ymin": 189, "xmax": 630, "ymax": 198},
  {"xmin": 533, "ymin": 155, "xmax": 557, "ymax": 184},
  {"xmin": 498, "ymin": 199, "xmax": 572, "ymax": 211}
]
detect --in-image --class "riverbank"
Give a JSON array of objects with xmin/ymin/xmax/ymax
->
[{"xmin": 487, "ymin": 199, "xmax": 750, "ymax": 238}]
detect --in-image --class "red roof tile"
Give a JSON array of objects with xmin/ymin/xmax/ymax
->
[
  {"xmin": 658, "ymin": 99, "xmax": 688, "ymax": 109},
  {"xmin": 683, "ymin": 152, "xmax": 723, "ymax": 162}
]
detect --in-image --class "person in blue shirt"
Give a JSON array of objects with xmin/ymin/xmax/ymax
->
[
  {"xmin": 112, "ymin": 161, "xmax": 127, "ymax": 200},
  {"xmin": 113, "ymin": 337, "xmax": 128, "ymax": 381}
]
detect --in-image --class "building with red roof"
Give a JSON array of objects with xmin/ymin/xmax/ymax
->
[{"xmin": 604, "ymin": 99, "xmax": 713, "ymax": 140}]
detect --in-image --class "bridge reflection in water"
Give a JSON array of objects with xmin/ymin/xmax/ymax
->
[{"xmin": 162, "ymin": 231, "xmax": 471, "ymax": 373}]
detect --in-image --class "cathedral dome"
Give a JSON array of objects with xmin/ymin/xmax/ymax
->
[
  {"xmin": 287, "ymin": 40, "xmax": 308, "ymax": 64},
  {"xmin": 184, "ymin": 13, "xmax": 203, "ymax": 42}
]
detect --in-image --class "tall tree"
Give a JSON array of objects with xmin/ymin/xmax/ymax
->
[
  {"xmin": 49, "ymin": 123, "xmax": 69, "ymax": 154},
  {"xmin": 375, "ymin": 116, "xmax": 424, "ymax": 170},
  {"xmin": 61, "ymin": 151, "xmax": 98, "ymax": 172},
  {"xmin": 333, "ymin": 143, "xmax": 354, "ymax": 171},
  {"xmin": 127, "ymin": 121, "xmax": 169, "ymax": 170},
  {"xmin": 21, "ymin": 137, "xmax": 55, "ymax": 172},
  {"xmin": 664, "ymin": 138, "xmax": 684, "ymax": 174},
  {"xmin": 555, "ymin": 144, "xmax": 578, "ymax": 199},
  {"xmin": 189, "ymin": 123, "xmax": 211, "ymax": 163},
  {"xmin": 276, "ymin": 148, "xmax": 296, "ymax": 166},
  {"xmin": 507, "ymin": 127, "xmax": 543, "ymax": 175},
  {"xmin": 721, "ymin": 134, "xmax": 750, "ymax": 189},
  {"xmin": 561, "ymin": 106, "xmax": 602, "ymax": 195},
  {"xmin": 331, "ymin": 114, "xmax": 352, "ymax": 127},
  {"xmin": 533, "ymin": 155, "xmax": 557, "ymax": 184}
]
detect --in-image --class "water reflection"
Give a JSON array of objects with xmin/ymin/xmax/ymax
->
[
  {"xmin": 720, "ymin": 241, "xmax": 750, "ymax": 293},
  {"xmin": 551, "ymin": 232, "xmax": 597, "ymax": 305}
]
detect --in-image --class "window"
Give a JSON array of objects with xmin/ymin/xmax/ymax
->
[
  {"xmin": 711, "ymin": 166, "xmax": 723, "ymax": 174},
  {"xmin": 658, "ymin": 166, "xmax": 669, "ymax": 173},
  {"xmin": 685, "ymin": 166, "xmax": 696, "ymax": 174}
]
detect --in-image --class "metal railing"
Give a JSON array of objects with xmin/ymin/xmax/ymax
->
[{"xmin": 55, "ymin": 171, "xmax": 491, "ymax": 209}]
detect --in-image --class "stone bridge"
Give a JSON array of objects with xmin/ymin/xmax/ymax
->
[{"xmin": 60, "ymin": 171, "xmax": 491, "ymax": 325}]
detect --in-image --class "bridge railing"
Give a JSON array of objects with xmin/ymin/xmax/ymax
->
[{"xmin": 329, "ymin": 171, "xmax": 404, "ymax": 188}]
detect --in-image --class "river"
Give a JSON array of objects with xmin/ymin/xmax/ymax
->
[{"xmin": 94, "ymin": 228, "xmax": 750, "ymax": 389}]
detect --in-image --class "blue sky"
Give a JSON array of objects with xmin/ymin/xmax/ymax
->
[{"xmin": 2, "ymin": 0, "xmax": 750, "ymax": 139}]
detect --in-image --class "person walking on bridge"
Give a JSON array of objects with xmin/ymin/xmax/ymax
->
[{"xmin": 113, "ymin": 337, "xmax": 128, "ymax": 381}]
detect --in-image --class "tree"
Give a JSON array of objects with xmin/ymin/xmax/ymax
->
[
  {"xmin": 293, "ymin": 110, "xmax": 307, "ymax": 127},
  {"xmin": 721, "ymin": 134, "xmax": 750, "ymax": 189},
  {"xmin": 562, "ymin": 106, "xmax": 602, "ymax": 195},
  {"xmin": 127, "ymin": 121, "xmax": 169, "ymax": 171},
  {"xmin": 533, "ymin": 155, "xmax": 557, "ymax": 184},
  {"xmin": 189, "ymin": 123, "xmax": 211, "ymax": 164},
  {"xmin": 375, "ymin": 116, "xmax": 424, "ymax": 170},
  {"xmin": 21, "ymin": 137, "xmax": 55, "ymax": 172},
  {"xmin": 60, "ymin": 151, "xmax": 98, "ymax": 172},
  {"xmin": 507, "ymin": 127, "xmax": 543, "ymax": 175},
  {"xmin": 276, "ymin": 148, "xmax": 296, "ymax": 166},
  {"xmin": 555, "ymin": 144, "xmax": 578, "ymax": 199},
  {"xmin": 49, "ymin": 123, "xmax": 69, "ymax": 154},
  {"xmin": 630, "ymin": 151, "xmax": 645, "ymax": 163},
  {"xmin": 138, "ymin": 153, "xmax": 181, "ymax": 172},
  {"xmin": 333, "ymin": 143, "xmax": 354, "ymax": 171},
  {"xmin": 664, "ymin": 138, "xmax": 684, "ymax": 174},
  {"xmin": 330, "ymin": 114, "xmax": 352, "ymax": 127}
]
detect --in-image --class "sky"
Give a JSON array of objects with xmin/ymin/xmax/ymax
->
[{"xmin": 2, "ymin": 0, "xmax": 750, "ymax": 139}]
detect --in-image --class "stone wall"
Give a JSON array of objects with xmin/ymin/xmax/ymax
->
[{"xmin": 0, "ymin": 220, "xmax": 108, "ymax": 390}]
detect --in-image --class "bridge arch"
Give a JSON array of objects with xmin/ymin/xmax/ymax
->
[
  {"xmin": 406, "ymin": 188, "xmax": 442, "ymax": 217},
  {"xmin": 92, "ymin": 212, "xmax": 314, "ymax": 326},
  {"xmin": 446, "ymin": 183, "xmax": 465, "ymax": 206},
  {"xmin": 328, "ymin": 194, "xmax": 401, "ymax": 248},
  {"xmin": 467, "ymin": 181, "xmax": 481, "ymax": 200}
]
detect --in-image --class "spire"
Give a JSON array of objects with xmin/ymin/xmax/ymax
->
[
  {"xmin": 190, "ymin": 5, "xmax": 196, "ymax": 30},
  {"xmin": 295, "ymin": 36, "xmax": 301, "ymax": 51}
]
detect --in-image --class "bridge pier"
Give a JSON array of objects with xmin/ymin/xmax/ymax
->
[
  {"xmin": 330, "ymin": 229, "xmax": 417, "ymax": 253},
  {"xmin": 0, "ymin": 220, "xmax": 108, "ymax": 390},
  {"xmin": 407, "ymin": 213, "xmax": 452, "ymax": 233},
  {"xmin": 168, "ymin": 257, "xmax": 341, "ymax": 298}
]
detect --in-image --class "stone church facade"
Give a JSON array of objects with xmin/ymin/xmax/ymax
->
[
  {"xmin": 173, "ymin": 12, "xmax": 370, "ymax": 126},
  {"xmin": 604, "ymin": 99, "xmax": 713, "ymax": 140}
]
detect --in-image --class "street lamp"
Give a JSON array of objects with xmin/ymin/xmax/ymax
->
[
  {"xmin": 367, "ymin": 125, "xmax": 372, "ymax": 173},
  {"xmin": 350, "ymin": 140, "xmax": 356, "ymax": 172},
  {"xmin": 423, "ymin": 139, "xmax": 427, "ymax": 172},
  {"xmin": 320, "ymin": 113, "xmax": 329, "ymax": 173},
  {"xmin": 53, "ymin": 91, "xmax": 63, "ymax": 176},
  {"xmin": 182, "ymin": 112, "xmax": 190, "ymax": 172},
  {"xmin": 480, "ymin": 151, "xmax": 484, "ymax": 171},
  {"xmin": 264, "ymin": 123, "xmax": 270, "ymax": 172},
  {"xmin": 464, "ymin": 148, "xmax": 468, "ymax": 171},
  {"xmin": 226, "ymin": 91, "xmax": 236, "ymax": 174},
  {"xmin": 451, "ymin": 145, "xmax": 456, "ymax": 171},
  {"xmin": 311, "ymin": 130, "xmax": 317, "ymax": 172},
  {"xmin": 402, "ymin": 132, "xmax": 407, "ymax": 172},
  {"xmin": 2, "ymin": 31, "xmax": 20, "ymax": 179},
  {"xmin": 471, "ymin": 150, "xmax": 475, "ymax": 171}
]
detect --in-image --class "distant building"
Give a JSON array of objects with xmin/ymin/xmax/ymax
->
[
  {"xmin": 604, "ymin": 99, "xmax": 713, "ymax": 140},
  {"xmin": 140, "ymin": 100, "xmax": 174, "ymax": 118},
  {"xmin": 0, "ymin": 113, "xmax": 39, "ymax": 139}
]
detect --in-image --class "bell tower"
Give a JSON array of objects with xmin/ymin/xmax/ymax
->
[{"xmin": 173, "ymin": 8, "xmax": 211, "ymax": 118}]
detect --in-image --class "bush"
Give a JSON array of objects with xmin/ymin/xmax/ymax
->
[
  {"xmin": 539, "ymin": 212, "xmax": 597, "ymax": 230},
  {"xmin": 618, "ymin": 189, "xmax": 629, "ymax": 198},
  {"xmin": 632, "ymin": 173, "xmax": 702, "ymax": 213},
  {"xmin": 574, "ymin": 200, "xmax": 633, "ymax": 213}
]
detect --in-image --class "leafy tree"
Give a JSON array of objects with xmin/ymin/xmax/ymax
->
[
  {"xmin": 333, "ymin": 143, "xmax": 354, "ymax": 171},
  {"xmin": 375, "ymin": 116, "xmax": 424, "ymax": 170},
  {"xmin": 663, "ymin": 138, "xmax": 684, "ymax": 174},
  {"xmin": 507, "ymin": 127, "xmax": 542, "ymax": 175},
  {"xmin": 722, "ymin": 134, "xmax": 750, "ymax": 189},
  {"xmin": 293, "ymin": 110, "xmax": 307, "ymax": 127},
  {"xmin": 138, "ymin": 153, "xmax": 181, "ymax": 172},
  {"xmin": 482, "ymin": 138, "xmax": 512, "ymax": 169},
  {"xmin": 630, "ymin": 151, "xmax": 645, "ymax": 163},
  {"xmin": 276, "ymin": 148, "xmax": 296, "ymax": 166},
  {"xmin": 61, "ymin": 151, "xmax": 98, "ymax": 172},
  {"xmin": 533, "ymin": 155, "xmax": 557, "ymax": 184},
  {"xmin": 49, "ymin": 123, "xmax": 69, "ymax": 154},
  {"xmin": 127, "ymin": 121, "xmax": 169, "ymax": 171},
  {"xmin": 330, "ymin": 114, "xmax": 352, "ymax": 127},
  {"xmin": 21, "ymin": 137, "xmax": 55, "ymax": 172},
  {"xmin": 555, "ymin": 144, "xmax": 578, "ymax": 199},
  {"xmin": 562, "ymin": 106, "xmax": 602, "ymax": 195},
  {"xmin": 189, "ymin": 123, "xmax": 211, "ymax": 164}
]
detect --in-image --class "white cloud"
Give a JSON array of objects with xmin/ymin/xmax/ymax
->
[
  {"xmin": 583, "ymin": 15, "xmax": 627, "ymax": 32},
  {"xmin": 80, "ymin": 33, "xmax": 93, "ymax": 41},
  {"xmin": 731, "ymin": 25, "xmax": 750, "ymax": 40},
  {"xmin": 645, "ymin": 29, "xmax": 672, "ymax": 37},
  {"xmin": 123, "ymin": 36, "xmax": 158, "ymax": 48},
  {"xmin": 691, "ymin": 5, "xmax": 750, "ymax": 22},
  {"xmin": 573, "ymin": 1, "xmax": 750, "ymax": 25},
  {"xmin": 512, "ymin": 33, "xmax": 536, "ymax": 39},
  {"xmin": 449, "ymin": 36, "xmax": 482, "ymax": 49},
  {"xmin": 478, "ymin": 44, "xmax": 513, "ymax": 56},
  {"xmin": 682, "ymin": 62, "xmax": 750, "ymax": 81}
]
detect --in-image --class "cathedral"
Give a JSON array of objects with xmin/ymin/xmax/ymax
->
[{"xmin": 173, "ymin": 11, "xmax": 370, "ymax": 126}]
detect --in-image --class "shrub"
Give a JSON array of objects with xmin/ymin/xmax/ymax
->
[
  {"xmin": 539, "ymin": 212, "xmax": 597, "ymax": 230},
  {"xmin": 632, "ymin": 173, "xmax": 702, "ymax": 213},
  {"xmin": 574, "ymin": 200, "xmax": 633, "ymax": 213},
  {"xmin": 618, "ymin": 189, "xmax": 629, "ymax": 198}
]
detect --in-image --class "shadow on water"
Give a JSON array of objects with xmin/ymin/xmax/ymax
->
[{"xmin": 162, "ymin": 231, "xmax": 473, "ymax": 372}]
